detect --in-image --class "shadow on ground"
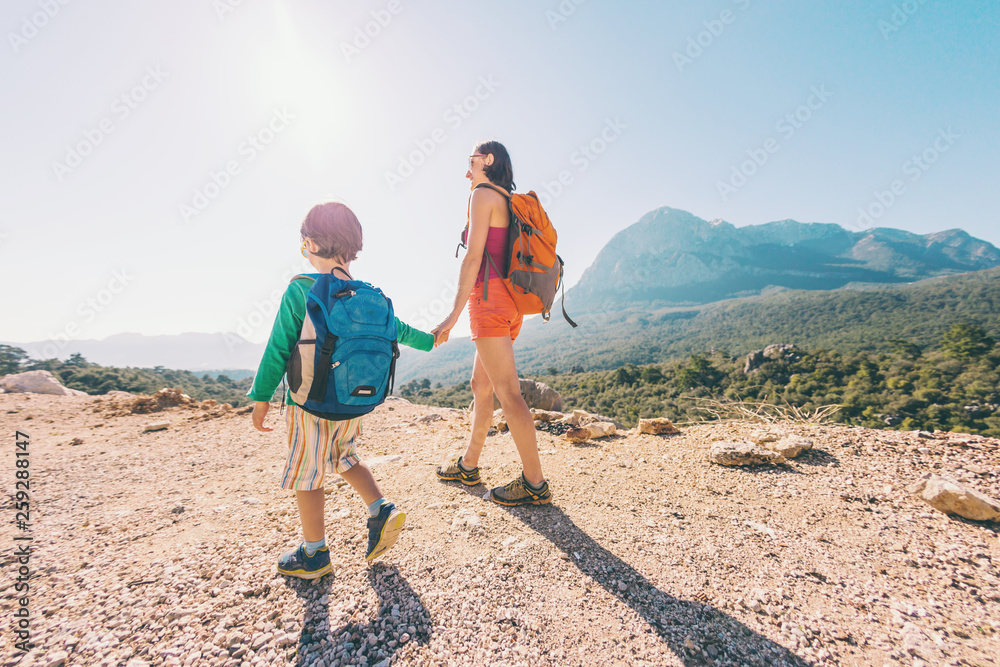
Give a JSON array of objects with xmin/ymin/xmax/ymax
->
[
  {"xmin": 291, "ymin": 564, "xmax": 431, "ymax": 666},
  {"xmin": 505, "ymin": 503, "xmax": 809, "ymax": 666}
]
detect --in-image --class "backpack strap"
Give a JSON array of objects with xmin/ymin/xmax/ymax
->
[
  {"xmin": 307, "ymin": 335, "xmax": 338, "ymax": 403},
  {"xmin": 473, "ymin": 182, "xmax": 512, "ymax": 198},
  {"xmin": 556, "ymin": 256, "xmax": 578, "ymax": 328},
  {"xmin": 472, "ymin": 182, "xmax": 513, "ymax": 302}
]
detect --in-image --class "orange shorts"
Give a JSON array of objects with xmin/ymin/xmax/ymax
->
[{"xmin": 469, "ymin": 278, "xmax": 523, "ymax": 341}]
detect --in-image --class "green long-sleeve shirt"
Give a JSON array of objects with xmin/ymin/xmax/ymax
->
[{"xmin": 247, "ymin": 277, "xmax": 434, "ymax": 403}]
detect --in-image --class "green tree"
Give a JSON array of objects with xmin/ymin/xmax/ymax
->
[
  {"xmin": 889, "ymin": 339, "xmax": 922, "ymax": 360},
  {"xmin": 66, "ymin": 352, "xmax": 89, "ymax": 367},
  {"xmin": 0, "ymin": 345, "xmax": 29, "ymax": 375},
  {"xmin": 942, "ymin": 323, "xmax": 995, "ymax": 359}
]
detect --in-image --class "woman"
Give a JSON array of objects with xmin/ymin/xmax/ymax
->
[{"xmin": 432, "ymin": 141, "xmax": 551, "ymax": 506}]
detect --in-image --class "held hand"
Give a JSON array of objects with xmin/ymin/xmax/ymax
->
[
  {"xmin": 251, "ymin": 401, "xmax": 273, "ymax": 432},
  {"xmin": 432, "ymin": 313, "xmax": 459, "ymax": 347},
  {"xmin": 432, "ymin": 327, "xmax": 449, "ymax": 347}
]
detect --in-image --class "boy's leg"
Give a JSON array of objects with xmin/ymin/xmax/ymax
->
[
  {"xmin": 474, "ymin": 336, "xmax": 544, "ymax": 485},
  {"xmin": 296, "ymin": 488, "xmax": 326, "ymax": 542},
  {"xmin": 332, "ymin": 431, "xmax": 405, "ymax": 562},
  {"xmin": 339, "ymin": 462, "xmax": 382, "ymax": 506},
  {"xmin": 276, "ymin": 405, "xmax": 333, "ymax": 578},
  {"xmin": 462, "ymin": 351, "xmax": 495, "ymax": 469}
]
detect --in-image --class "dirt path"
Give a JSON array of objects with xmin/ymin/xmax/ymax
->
[{"xmin": 1, "ymin": 393, "xmax": 998, "ymax": 666}]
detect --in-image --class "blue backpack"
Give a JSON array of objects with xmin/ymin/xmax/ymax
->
[{"xmin": 286, "ymin": 271, "xmax": 399, "ymax": 420}]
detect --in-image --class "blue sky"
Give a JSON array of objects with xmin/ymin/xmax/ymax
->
[{"xmin": 2, "ymin": 0, "xmax": 998, "ymax": 349}]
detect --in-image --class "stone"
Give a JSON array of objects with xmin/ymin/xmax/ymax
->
[
  {"xmin": 129, "ymin": 388, "xmax": 197, "ymax": 414},
  {"xmin": 638, "ymin": 418, "xmax": 680, "ymax": 435},
  {"xmin": 559, "ymin": 410, "xmax": 590, "ymax": 426},
  {"xmin": 143, "ymin": 422, "xmax": 170, "ymax": 433},
  {"xmin": 367, "ymin": 455, "xmax": 403, "ymax": 468},
  {"xmin": 44, "ymin": 651, "xmax": 69, "ymax": 667},
  {"xmin": 0, "ymin": 370, "xmax": 87, "ymax": 396},
  {"xmin": 901, "ymin": 622, "xmax": 942, "ymax": 660},
  {"xmin": 493, "ymin": 409, "xmax": 508, "ymax": 432},
  {"xmin": 744, "ymin": 344, "xmax": 801, "ymax": 374},
  {"xmin": 450, "ymin": 508, "xmax": 482, "ymax": 533},
  {"xmin": 565, "ymin": 422, "xmax": 616, "ymax": 444},
  {"xmin": 530, "ymin": 409, "xmax": 565, "ymax": 422},
  {"xmin": 414, "ymin": 413, "xmax": 443, "ymax": 424},
  {"xmin": 518, "ymin": 379, "xmax": 562, "ymax": 411},
  {"xmin": 909, "ymin": 475, "xmax": 1000, "ymax": 521},
  {"xmin": 708, "ymin": 442, "xmax": 786, "ymax": 466},
  {"xmin": 768, "ymin": 435, "xmax": 813, "ymax": 458}
]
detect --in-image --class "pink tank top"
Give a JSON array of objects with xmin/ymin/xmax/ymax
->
[{"xmin": 476, "ymin": 226, "xmax": 508, "ymax": 285}]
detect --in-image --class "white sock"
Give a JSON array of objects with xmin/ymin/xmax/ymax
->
[
  {"xmin": 368, "ymin": 497, "xmax": 387, "ymax": 518},
  {"xmin": 304, "ymin": 537, "xmax": 325, "ymax": 556}
]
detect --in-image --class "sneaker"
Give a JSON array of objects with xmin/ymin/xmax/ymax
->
[
  {"xmin": 276, "ymin": 542, "xmax": 332, "ymax": 579},
  {"xmin": 365, "ymin": 503, "xmax": 406, "ymax": 562},
  {"xmin": 435, "ymin": 456, "xmax": 481, "ymax": 486},
  {"xmin": 488, "ymin": 473, "xmax": 552, "ymax": 506}
]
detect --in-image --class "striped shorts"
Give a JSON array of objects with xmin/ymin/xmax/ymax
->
[{"xmin": 281, "ymin": 404, "xmax": 363, "ymax": 491}]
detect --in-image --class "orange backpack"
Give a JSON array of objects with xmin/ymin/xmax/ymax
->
[{"xmin": 460, "ymin": 182, "xmax": 577, "ymax": 327}]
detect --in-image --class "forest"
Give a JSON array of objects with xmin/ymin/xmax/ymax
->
[{"xmin": 399, "ymin": 322, "xmax": 1000, "ymax": 437}]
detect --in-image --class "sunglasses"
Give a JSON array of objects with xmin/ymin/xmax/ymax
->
[
  {"xmin": 468, "ymin": 153, "xmax": 487, "ymax": 168},
  {"xmin": 300, "ymin": 241, "xmax": 309, "ymax": 258}
]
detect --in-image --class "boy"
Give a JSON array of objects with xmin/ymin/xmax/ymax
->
[{"xmin": 249, "ymin": 201, "xmax": 435, "ymax": 578}]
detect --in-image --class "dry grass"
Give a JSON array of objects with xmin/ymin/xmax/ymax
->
[{"xmin": 683, "ymin": 396, "xmax": 842, "ymax": 425}]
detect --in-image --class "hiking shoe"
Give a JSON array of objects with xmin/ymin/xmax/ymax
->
[
  {"xmin": 435, "ymin": 456, "xmax": 481, "ymax": 486},
  {"xmin": 488, "ymin": 473, "xmax": 552, "ymax": 506},
  {"xmin": 366, "ymin": 503, "xmax": 406, "ymax": 562},
  {"xmin": 276, "ymin": 543, "xmax": 332, "ymax": 579}
]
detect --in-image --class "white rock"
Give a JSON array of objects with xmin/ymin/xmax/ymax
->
[
  {"xmin": 909, "ymin": 475, "xmax": 1000, "ymax": 521},
  {"xmin": 638, "ymin": 418, "xmax": 680, "ymax": 435},
  {"xmin": 565, "ymin": 422, "xmax": 616, "ymax": 443},
  {"xmin": 0, "ymin": 370, "xmax": 87, "ymax": 396},
  {"xmin": 708, "ymin": 442, "xmax": 786, "ymax": 466},
  {"xmin": 769, "ymin": 435, "xmax": 814, "ymax": 458}
]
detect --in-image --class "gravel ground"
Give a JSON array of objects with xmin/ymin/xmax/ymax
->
[{"xmin": 1, "ymin": 392, "xmax": 999, "ymax": 667}]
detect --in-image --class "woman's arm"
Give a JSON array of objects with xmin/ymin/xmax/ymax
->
[{"xmin": 433, "ymin": 189, "xmax": 498, "ymax": 343}]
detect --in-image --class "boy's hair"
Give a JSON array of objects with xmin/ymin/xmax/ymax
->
[{"xmin": 300, "ymin": 202, "xmax": 363, "ymax": 262}]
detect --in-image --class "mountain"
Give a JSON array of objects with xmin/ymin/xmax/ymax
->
[
  {"xmin": 568, "ymin": 208, "xmax": 1000, "ymax": 308},
  {"xmin": 6, "ymin": 333, "xmax": 264, "ymax": 371},
  {"xmin": 395, "ymin": 206, "xmax": 1000, "ymax": 385}
]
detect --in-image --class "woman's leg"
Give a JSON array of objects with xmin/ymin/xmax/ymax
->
[
  {"xmin": 462, "ymin": 352, "xmax": 494, "ymax": 469},
  {"xmin": 473, "ymin": 335, "xmax": 544, "ymax": 486}
]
